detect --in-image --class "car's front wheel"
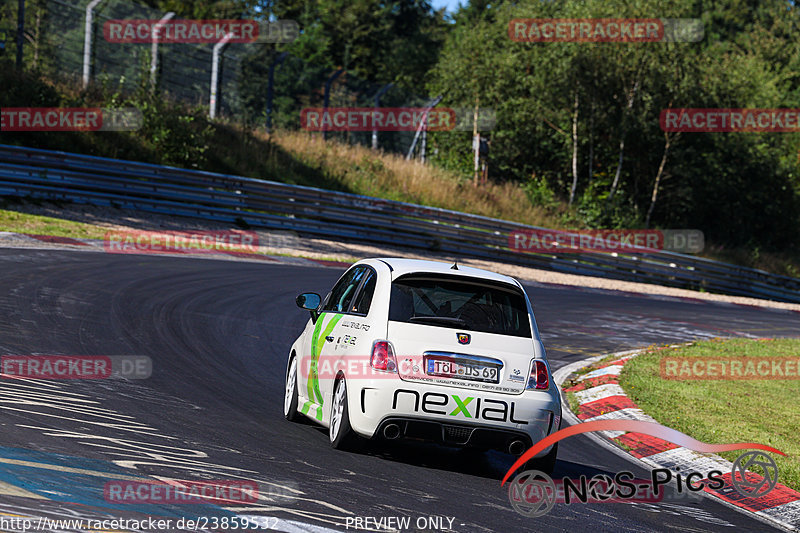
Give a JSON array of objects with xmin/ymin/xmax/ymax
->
[
  {"xmin": 329, "ymin": 377, "xmax": 359, "ymax": 450},
  {"xmin": 284, "ymin": 356, "xmax": 300, "ymax": 422}
]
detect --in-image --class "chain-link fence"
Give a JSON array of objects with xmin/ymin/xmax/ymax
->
[{"xmin": 1, "ymin": 0, "xmax": 441, "ymax": 156}]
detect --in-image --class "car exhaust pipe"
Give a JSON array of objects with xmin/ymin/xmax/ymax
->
[
  {"xmin": 383, "ymin": 423, "xmax": 401, "ymax": 440},
  {"xmin": 508, "ymin": 439, "xmax": 526, "ymax": 456}
]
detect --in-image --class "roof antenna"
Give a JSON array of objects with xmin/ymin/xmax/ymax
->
[{"xmin": 451, "ymin": 260, "xmax": 459, "ymax": 270}]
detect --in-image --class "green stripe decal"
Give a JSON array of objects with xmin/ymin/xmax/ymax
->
[
  {"xmin": 306, "ymin": 313, "xmax": 343, "ymax": 421},
  {"xmin": 307, "ymin": 314, "xmax": 326, "ymax": 405}
]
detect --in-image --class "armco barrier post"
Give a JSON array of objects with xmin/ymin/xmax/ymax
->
[
  {"xmin": 210, "ymin": 32, "xmax": 234, "ymax": 119},
  {"xmin": 150, "ymin": 12, "xmax": 176, "ymax": 91},
  {"xmin": 406, "ymin": 95, "xmax": 443, "ymax": 161},
  {"xmin": 372, "ymin": 83, "xmax": 394, "ymax": 150},
  {"xmin": 82, "ymin": 0, "xmax": 104, "ymax": 86}
]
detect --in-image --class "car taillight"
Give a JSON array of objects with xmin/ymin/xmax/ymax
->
[
  {"xmin": 527, "ymin": 360, "xmax": 549, "ymax": 390},
  {"xmin": 371, "ymin": 341, "xmax": 398, "ymax": 372}
]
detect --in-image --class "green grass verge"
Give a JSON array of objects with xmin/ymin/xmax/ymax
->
[
  {"xmin": 565, "ymin": 390, "xmax": 580, "ymax": 415},
  {"xmin": 620, "ymin": 338, "xmax": 800, "ymax": 492},
  {"xmin": 0, "ymin": 206, "xmax": 107, "ymax": 240}
]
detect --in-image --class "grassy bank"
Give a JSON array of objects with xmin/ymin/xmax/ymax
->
[
  {"xmin": 618, "ymin": 338, "xmax": 800, "ymax": 492},
  {"xmin": 2, "ymin": 69, "xmax": 800, "ymax": 278},
  {"xmin": 0, "ymin": 201, "xmax": 106, "ymax": 239}
]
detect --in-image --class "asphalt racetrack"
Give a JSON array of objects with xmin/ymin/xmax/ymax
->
[{"xmin": 0, "ymin": 248, "xmax": 798, "ymax": 532}]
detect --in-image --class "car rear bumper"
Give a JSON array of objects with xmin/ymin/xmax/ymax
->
[
  {"xmin": 348, "ymin": 378, "xmax": 561, "ymax": 457},
  {"xmin": 375, "ymin": 416, "xmax": 539, "ymax": 453}
]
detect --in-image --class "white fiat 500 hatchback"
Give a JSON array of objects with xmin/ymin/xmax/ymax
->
[{"xmin": 284, "ymin": 258, "xmax": 561, "ymax": 471}]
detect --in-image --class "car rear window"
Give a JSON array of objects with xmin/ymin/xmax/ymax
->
[{"xmin": 389, "ymin": 275, "xmax": 532, "ymax": 337}]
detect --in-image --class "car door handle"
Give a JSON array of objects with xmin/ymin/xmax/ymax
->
[{"xmin": 325, "ymin": 336, "xmax": 335, "ymax": 342}]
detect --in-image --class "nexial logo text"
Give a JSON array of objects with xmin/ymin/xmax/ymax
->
[{"xmin": 392, "ymin": 389, "xmax": 527, "ymax": 424}]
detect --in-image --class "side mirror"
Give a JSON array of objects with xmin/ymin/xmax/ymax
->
[{"xmin": 296, "ymin": 292, "xmax": 321, "ymax": 323}]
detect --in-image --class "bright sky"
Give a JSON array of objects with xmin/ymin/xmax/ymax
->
[{"xmin": 431, "ymin": 0, "xmax": 463, "ymax": 14}]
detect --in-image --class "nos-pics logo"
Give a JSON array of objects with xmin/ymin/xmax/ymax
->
[
  {"xmin": 500, "ymin": 421, "xmax": 784, "ymax": 518},
  {"xmin": 508, "ymin": 451, "xmax": 779, "ymax": 518}
]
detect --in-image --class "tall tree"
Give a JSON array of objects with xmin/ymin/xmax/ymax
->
[{"xmin": 273, "ymin": 0, "xmax": 447, "ymax": 87}]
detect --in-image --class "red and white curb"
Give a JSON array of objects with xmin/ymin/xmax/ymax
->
[{"xmin": 554, "ymin": 350, "xmax": 800, "ymax": 532}]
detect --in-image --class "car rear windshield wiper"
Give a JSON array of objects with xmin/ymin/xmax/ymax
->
[{"xmin": 408, "ymin": 316, "xmax": 467, "ymax": 326}]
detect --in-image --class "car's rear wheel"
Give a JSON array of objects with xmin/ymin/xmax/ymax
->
[
  {"xmin": 284, "ymin": 356, "xmax": 300, "ymax": 421},
  {"xmin": 524, "ymin": 442, "xmax": 558, "ymax": 475},
  {"xmin": 330, "ymin": 377, "xmax": 359, "ymax": 450}
]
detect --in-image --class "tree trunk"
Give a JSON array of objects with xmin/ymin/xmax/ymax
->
[
  {"xmin": 473, "ymin": 96, "xmax": 479, "ymax": 187},
  {"xmin": 608, "ymin": 79, "xmax": 639, "ymax": 205},
  {"xmin": 569, "ymin": 92, "xmax": 579, "ymax": 206},
  {"xmin": 608, "ymin": 137, "xmax": 625, "ymax": 204},
  {"xmin": 32, "ymin": 3, "xmax": 42, "ymax": 68},
  {"xmin": 587, "ymin": 101, "xmax": 594, "ymax": 184},
  {"xmin": 645, "ymin": 132, "xmax": 674, "ymax": 228}
]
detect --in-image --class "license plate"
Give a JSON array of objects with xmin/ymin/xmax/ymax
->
[{"xmin": 426, "ymin": 358, "xmax": 500, "ymax": 383}]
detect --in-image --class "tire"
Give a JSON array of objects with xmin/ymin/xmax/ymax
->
[
  {"xmin": 329, "ymin": 377, "xmax": 360, "ymax": 450},
  {"xmin": 284, "ymin": 356, "xmax": 300, "ymax": 422},
  {"xmin": 524, "ymin": 442, "xmax": 558, "ymax": 476}
]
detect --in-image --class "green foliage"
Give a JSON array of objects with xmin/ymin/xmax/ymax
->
[
  {"xmin": 113, "ymin": 62, "xmax": 215, "ymax": 169},
  {"xmin": 427, "ymin": 131, "xmax": 473, "ymax": 176},
  {"xmin": 273, "ymin": 0, "xmax": 448, "ymax": 88},
  {"xmin": 0, "ymin": 66, "xmax": 212, "ymax": 169},
  {"xmin": 523, "ymin": 175, "xmax": 558, "ymax": 209},
  {"xmin": 428, "ymin": 0, "xmax": 800, "ymax": 249},
  {"xmin": 134, "ymin": 92, "xmax": 214, "ymax": 168},
  {"xmin": 139, "ymin": 0, "xmax": 269, "ymax": 19},
  {"xmin": 577, "ymin": 180, "xmax": 641, "ymax": 229},
  {"xmin": 6, "ymin": 0, "xmax": 800, "ymax": 258}
]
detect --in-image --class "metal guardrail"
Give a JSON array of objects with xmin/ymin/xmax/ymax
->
[{"xmin": 1, "ymin": 144, "xmax": 799, "ymax": 303}]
